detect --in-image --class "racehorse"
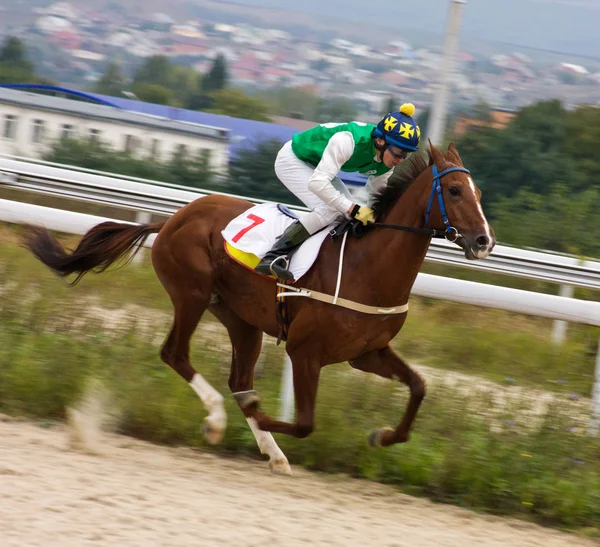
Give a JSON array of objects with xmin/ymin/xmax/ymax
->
[{"xmin": 23, "ymin": 141, "xmax": 495, "ymax": 475}]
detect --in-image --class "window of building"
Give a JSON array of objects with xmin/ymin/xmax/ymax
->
[
  {"xmin": 89, "ymin": 128, "xmax": 101, "ymax": 144},
  {"xmin": 124, "ymin": 134, "xmax": 140, "ymax": 153},
  {"xmin": 31, "ymin": 119, "xmax": 45, "ymax": 144},
  {"xmin": 61, "ymin": 123, "xmax": 76, "ymax": 140},
  {"xmin": 3, "ymin": 114, "xmax": 18, "ymax": 140},
  {"xmin": 176, "ymin": 143, "xmax": 188, "ymax": 156},
  {"xmin": 150, "ymin": 138, "xmax": 161, "ymax": 158}
]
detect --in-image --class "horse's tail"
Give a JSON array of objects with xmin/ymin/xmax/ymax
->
[{"xmin": 22, "ymin": 220, "xmax": 166, "ymax": 285}]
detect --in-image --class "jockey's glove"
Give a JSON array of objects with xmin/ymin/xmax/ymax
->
[{"xmin": 350, "ymin": 205, "xmax": 375, "ymax": 226}]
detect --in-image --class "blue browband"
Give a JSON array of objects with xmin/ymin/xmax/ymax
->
[{"xmin": 425, "ymin": 165, "xmax": 471, "ymax": 240}]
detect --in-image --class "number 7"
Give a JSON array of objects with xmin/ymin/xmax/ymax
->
[{"xmin": 232, "ymin": 213, "xmax": 265, "ymax": 243}]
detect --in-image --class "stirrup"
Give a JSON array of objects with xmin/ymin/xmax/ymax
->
[
  {"xmin": 269, "ymin": 255, "xmax": 289, "ymax": 276},
  {"xmin": 269, "ymin": 255, "xmax": 295, "ymax": 281}
]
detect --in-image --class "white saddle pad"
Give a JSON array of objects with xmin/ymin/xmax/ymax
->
[{"xmin": 221, "ymin": 203, "xmax": 337, "ymax": 280}]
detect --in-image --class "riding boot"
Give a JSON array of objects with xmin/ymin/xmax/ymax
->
[{"xmin": 254, "ymin": 220, "xmax": 311, "ymax": 281}]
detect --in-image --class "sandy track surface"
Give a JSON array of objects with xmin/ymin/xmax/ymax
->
[{"xmin": 1, "ymin": 416, "xmax": 596, "ymax": 547}]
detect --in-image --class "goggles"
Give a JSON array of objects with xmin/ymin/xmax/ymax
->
[{"xmin": 387, "ymin": 145, "xmax": 411, "ymax": 160}]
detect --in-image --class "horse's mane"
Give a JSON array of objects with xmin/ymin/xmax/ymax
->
[
  {"xmin": 371, "ymin": 153, "xmax": 430, "ymax": 221},
  {"xmin": 371, "ymin": 150, "xmax": 455, "ymax": 221}
]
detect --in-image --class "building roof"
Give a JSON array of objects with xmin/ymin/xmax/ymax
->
[
  {"xmin": 0, "ymin": 86, "xmax": 230, "ymax": 141},
  {"xmin": 0, "ymin": 84, "xmax": 367, "ymax": 186},
  {"xmin": 87, "ymin": 92, "xmax": 368, "ymax": 186}
]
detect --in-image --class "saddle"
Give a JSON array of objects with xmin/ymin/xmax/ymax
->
[{"xmin": 221, "ymin": 203, "xmax": 367, "ymax": 344}]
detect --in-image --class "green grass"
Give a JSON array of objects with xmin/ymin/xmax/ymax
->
[{"xmin": 0, "ymin": 299, "xmax": 598, "ymax": 534}]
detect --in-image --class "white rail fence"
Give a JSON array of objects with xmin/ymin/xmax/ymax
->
[
  {"xmin": 2, "ymin": 198, "xmax": 599, "ymax": 435},
  {"xmin": 2, "ymin": 154, "xmax": 599, "ymax": 291},
  {"xmin": 4, "ymin": 152, "xmax": 600, "ymax": 351}
]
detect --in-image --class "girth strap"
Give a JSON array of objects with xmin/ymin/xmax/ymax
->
[{"xmin": 276, "ymin": 283, "xmax": 409, "ymax": 315}]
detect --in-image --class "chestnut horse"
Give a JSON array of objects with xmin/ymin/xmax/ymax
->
[{"xmin": 24, "ymin": 142, "xmax": 495, "ymax": 475}]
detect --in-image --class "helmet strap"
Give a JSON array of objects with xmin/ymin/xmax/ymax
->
[{"xmin": 374, "ymin": 139, "xmax": 389, "ymax": 161}]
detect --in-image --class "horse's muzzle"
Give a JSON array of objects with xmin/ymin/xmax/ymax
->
[{"xmin": 459, "ymin": 232, "xmax": 495, "ymax": 260}]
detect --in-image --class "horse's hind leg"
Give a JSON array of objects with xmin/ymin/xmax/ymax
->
[
  {"xmin": 210, "ymin": 301, "xmax": 291, "ymax": 475},
  {"xmin": 160, "ymin": 294, "xmax": 227, "ymax": 445},
  {"xmin": 154, "ymin": 234, "xmax": 227, "ymax": 445}
]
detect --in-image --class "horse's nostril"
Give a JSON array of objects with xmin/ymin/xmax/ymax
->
[{"xmin": 476, "ymin": 235, "xmax": 489, "ymax": 248}]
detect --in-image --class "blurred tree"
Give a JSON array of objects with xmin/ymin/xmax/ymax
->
[
  {"xmin": 163, "ymin": 148, "xmax": 215, "ymax": 188},
  {"xmin": 456, "ymin": 100, "xmax": 578, "ymax": 204},
  {"xmin": 258, "ymin": 86, "xmax": 321, "ymax": 120},
  {"xmin": 0, "ymin": 64, "xmax": 38, "ymax": 84},
  {"xmin": 417, "ymin": 107, "xmax": 430, "ymax": 139},
  {"xmin": 317, "ymin": 97, "xmax": 358, "ymax": 122},
  {"xmin": 471, "ymin": 100, "xmax": 492, "ymax": 122},
  {"xmin": 43, "ymin": 138, "xmax": 163, "ymax": 179},
  {"xmin": 130, "ymin": 82, "xmax": 173, "ymax": 106},
  {"xmin": 0, "ymin": 36, "xmax": 39, "ymax": 83},
  {"xmin": 227, "ymin": 138, "xmax": 303, "ymax": 205},
  {"xmin": 383, "ymin": 95, "xmax": 396, "ymax": 115},
  {"xmin": 490, "ymin": 185, "xmax": 600, "ymax": 256},
  {"xmin": 202, "ymin": 53, "xmax": 228, "ymax": 93},
  {"xmin": 562, "ymin": 105, "xmax": 600, "ymax": 189},
  {"xmin": 41, "ymin": 138, "xmax": 217, "ymax": 188},
  {"xmin": 208, "ymin": 88, "xmax": 271, "ymax": 121},
  {"xmin": 133, "ymin": 55, "xmax": 173, "ymax": 87},
  {"xmin": 189, "ymin": 54, "xmax": 229, "ymax": 110},
  {"xmin": 557, "ymin": 71, "xmax": 577, "ymax": 85},
  {"xmin": 94, "ymin": 62, "xmax": 127, "ymax": 97},
  {"xmin": 170, "ymin": 65, "xmax": 201, "ymax": 107},
  {"xmin": 0, "ymin": 36, "xmax": 33, "ymax": 72}
]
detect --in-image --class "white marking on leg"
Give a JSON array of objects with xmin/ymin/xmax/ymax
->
[
  {"xmin": 190, "ymin": 373, "xmax": 227, "ymax": 437},
  {"xmin": 468, "ymin": 176, "xmax": 493, "ymax": 258},
  {"xmin": 246, "ymin": 417, "xmax": 291, "ymax": 475}
]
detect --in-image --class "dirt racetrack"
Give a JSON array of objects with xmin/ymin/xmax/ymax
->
[{"xmin": 1, "ymin": 415, "xmax": 596, "ymax": 547}]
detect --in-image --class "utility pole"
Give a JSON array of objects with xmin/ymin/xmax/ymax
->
[{"xmin": 427, "ymin": 0, "xmax": 467, "ymax": 146}]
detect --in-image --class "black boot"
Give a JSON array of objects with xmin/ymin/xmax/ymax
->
[{"xmin": 254, "ymin": 220, "xmax": 311, "ymax": 281}]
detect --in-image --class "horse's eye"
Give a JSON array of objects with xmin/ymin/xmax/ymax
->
[{"xmin": 449, "ymin": 186, "xmax": 460, "ymax": 196}]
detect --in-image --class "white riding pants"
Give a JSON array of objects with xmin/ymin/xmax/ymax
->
[{"xmin": 274, "ymin": 141, "xmax": 353, "ymax": 234}]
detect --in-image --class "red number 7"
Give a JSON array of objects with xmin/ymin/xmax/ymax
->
[{"xmin": 232, "ymin": 213, "xmax": 265, "ymax": 243}]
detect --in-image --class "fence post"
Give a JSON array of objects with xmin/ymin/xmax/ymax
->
[
  {"xmin": 279, "ymin": 354, "xmax": 294, "ymax": 422},
  {"xmin": 589, "ymin": 336, "xmax": 600, "ymax": 436},
  {"xmin": 551, "ymin": 284, "xmax": 573, "ymax": 344},
  {"xmin": 132, "ymin": 211, "xmax": 152, "ymax": 264}
]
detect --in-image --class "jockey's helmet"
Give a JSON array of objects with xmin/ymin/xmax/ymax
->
[{"xmin": 373, "ymin": 103, "xmax": 420, "ymax": 152}]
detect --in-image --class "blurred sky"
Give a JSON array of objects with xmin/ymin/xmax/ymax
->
[{"xmin": 221, "ymin": 0, "xmax": 600, "ymax": 57}]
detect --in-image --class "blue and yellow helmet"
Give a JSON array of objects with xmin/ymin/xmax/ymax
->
[{"xmin": 373, "ymin": 103, "xmax": 420, "ymax": 152}]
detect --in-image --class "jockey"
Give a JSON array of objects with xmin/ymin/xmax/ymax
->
[{"xmin": 254, "ymin": 103, "xmax": 421, "ymax": 281}]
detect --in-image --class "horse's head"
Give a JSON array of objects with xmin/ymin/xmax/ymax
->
[{"xmin": 426, "ymin": 141, "xmax": 495, "ymax": 260}]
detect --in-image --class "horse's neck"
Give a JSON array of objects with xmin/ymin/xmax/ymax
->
[{"xmin": 348, "ymin": 174, "xmax": 432, "ymax": 305}]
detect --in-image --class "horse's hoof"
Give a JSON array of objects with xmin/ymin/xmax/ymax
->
[
  {"xmin": 269, "ymin": 458, "xmax": 292, "ymax": 476},
  {"xmin": 233, "ymin": 390, "xmax": 260, "ymax": 410},
  {"xmin": 202, "ymin": 416, "xmax": 225, "ymax": 445},
  {"xmin": 368, "ymin": 427, "xmax": 395, "ymax": 448}
]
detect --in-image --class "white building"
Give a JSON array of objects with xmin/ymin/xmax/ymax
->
[{"xmin": 0, "ymin": 87, "xmax": 231, "ymax": 173}]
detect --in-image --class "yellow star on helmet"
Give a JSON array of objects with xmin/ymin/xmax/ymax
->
[
  {"xmin": 416, "ymin": 125, "xmax": 421, "ymax": 139},
  {"xmin": 399, "ymin": 122, "xmax": 415, "ymax": 139},
  {"xmin": 384, "ymin": 116, "xmax": 398, "ymax": 132}
]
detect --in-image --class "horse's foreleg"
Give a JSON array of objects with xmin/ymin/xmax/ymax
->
[
  {"xmin": 251, "ymin": 356, "xmax": 321, "ymax": 440},
  {"xmin": 210, "ymin": 302, "xmax": 291, "ymax": 475},
  {"xmin": 350, "ymin": 345, "xmax": 426, "ymax": 447}
]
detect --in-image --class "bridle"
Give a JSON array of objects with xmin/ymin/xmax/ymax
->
[{"xmin": 360, "ymin": 164, "xmax": 471, "ymax": 242}]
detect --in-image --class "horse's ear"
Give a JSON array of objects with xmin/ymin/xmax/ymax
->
[
  {"xmin": 447, "ymin": 142, "xmax": 464, "ymax": 166},
  {"xmin": 428, "ymin": 138, "xmax": 442, "ymax": 166}
]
